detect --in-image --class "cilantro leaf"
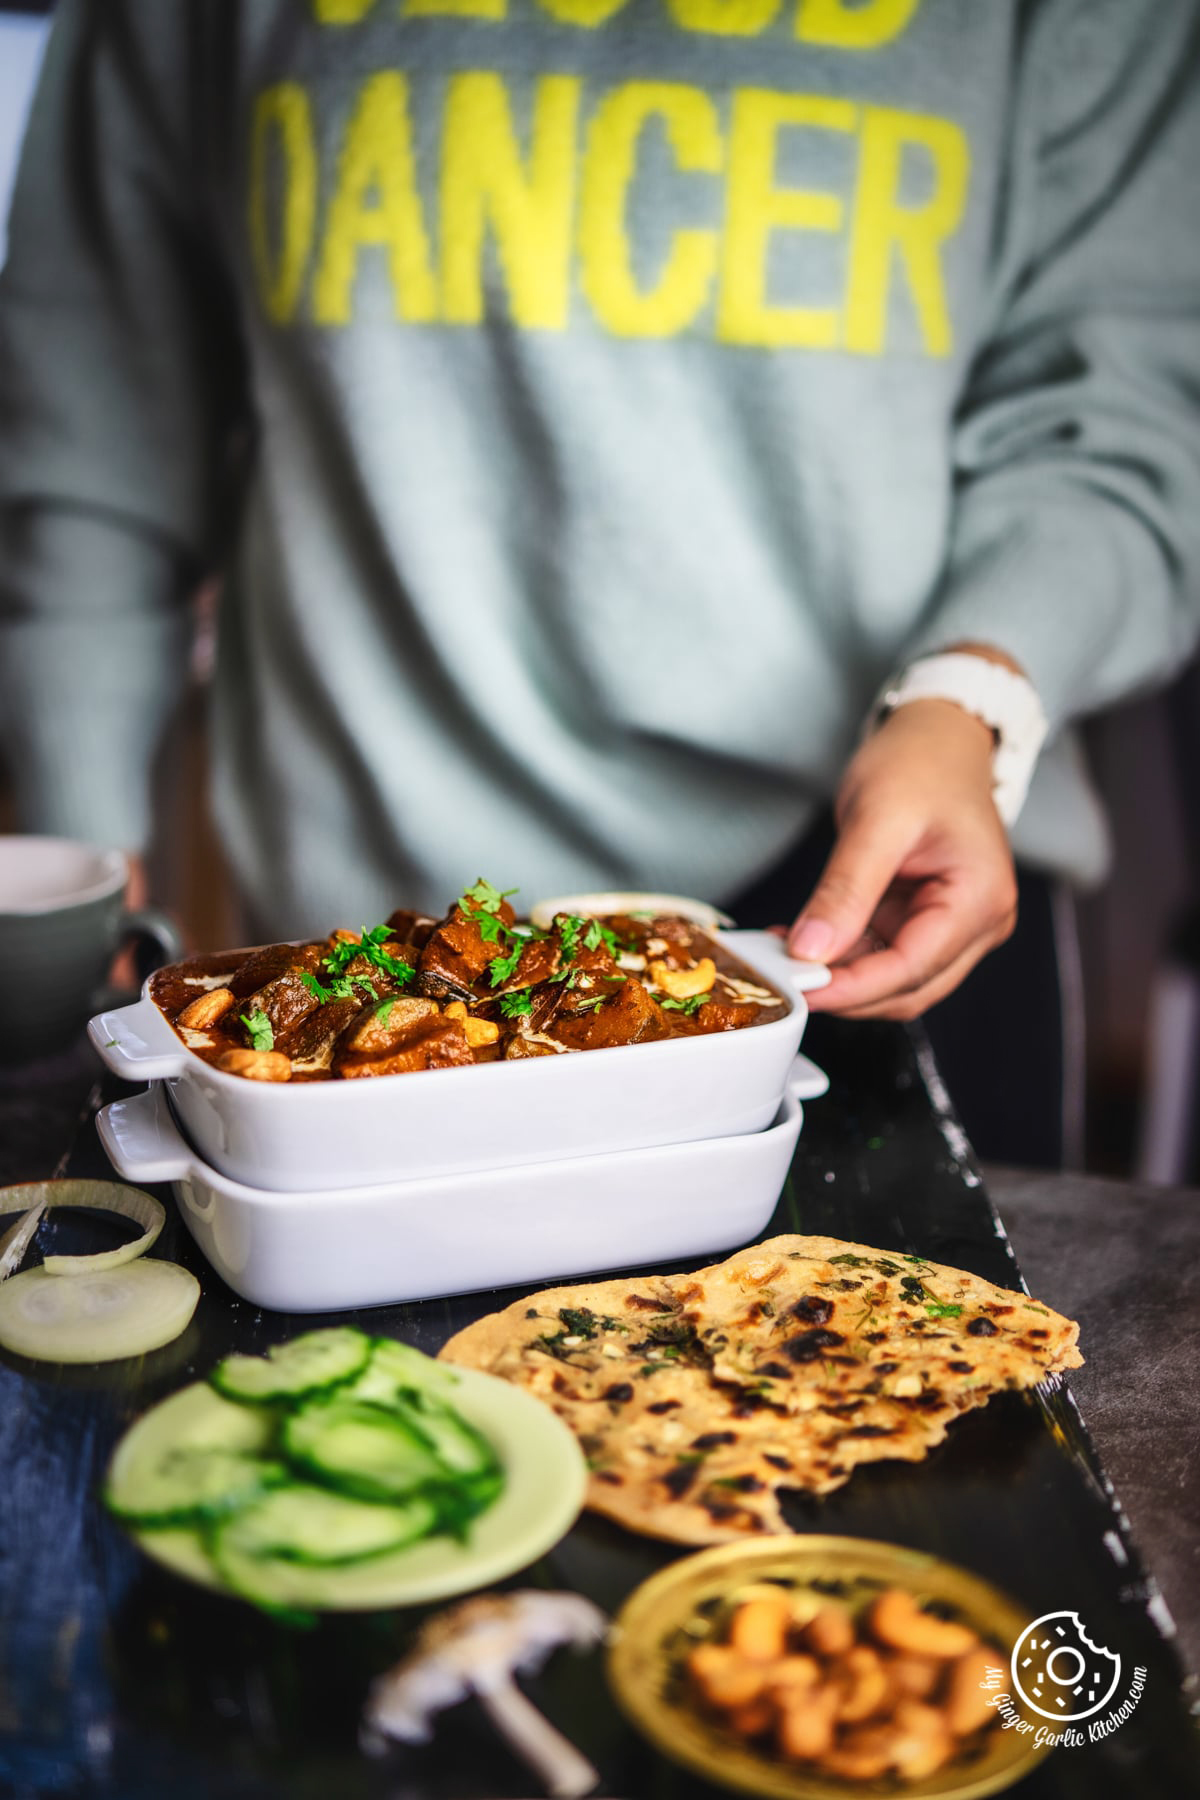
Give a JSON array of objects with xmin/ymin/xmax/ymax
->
[
  {"xmin": 240, "ymin": 1010, "xmax": 275, "ymax": 1053},
  {"xmin": 376, "ymin": 999, "xmax": 395, "ymax": 1029},
  {"xmin": 583, "ymin": 918, "xmax": 626, "ymax": 957},
  {"xmin": 924, "ymin": 1301, "xmax": 963, "ymax": 1320},
  {"xmin": 500, "ymin": 989, "xmax": 535, "ymax": 1018},
  {"xmin": 659, "ymin": 993, "xmax": 709, "ymax": 1016},
  {"xmin": 461, "ymin": 878, "xmax": 517, "ymax": 916},
  {"xmin": 322, "ymin": 926, "xmax": 415, "ymax": 990},
  {"xmin": 488, "ymin": 940, "xmax": 525, "ymax": 987},
  {"xmin": 557, "ymin": 914, "xmax": 584, "ymax": 964},
  {"xmin": 300, "ymin": 970, "xmax": 333, "ymax": 1004}
]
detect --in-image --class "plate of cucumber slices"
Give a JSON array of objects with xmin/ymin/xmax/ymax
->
[{"xmin": 104, "ymin": 1329, "xmax": 587, "ymax": 1615}]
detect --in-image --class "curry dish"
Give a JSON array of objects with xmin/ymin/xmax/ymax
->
[{"xmin": 150, "ymin": 881, "xmax": 787, "ymax": 1084}]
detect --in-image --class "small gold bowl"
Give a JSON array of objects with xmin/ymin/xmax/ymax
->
[{"xmin": 607, "ymin": 1536, "xmax": 1051, "ymax": 1800}]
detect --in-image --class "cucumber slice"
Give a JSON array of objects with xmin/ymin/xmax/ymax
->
[
  {"xmin": 0, "ymin": 1260, "xmax": 199, "ymax": 1364},
  {"xmin": 106, "ymin": 1382, "xmax": 276, "ymax": 1522},
  {"xmin": 211, "ymin": 1327, "xmax": 371, "ymax": 1403},
  {"xmin": 107, "ymin": 1448, "xmax": 289, "ymax": 1527},
  {"xmin": 391, "ymin": 1390, "xmax": 497, "ymax": 1481},
  {"xmin": 213, "ymin": 1482, "xmax": 437, "ymax": 1567},
  {"xmin": 209, "ymin": 1499, "xmax": 438, "ymax": 1616},
  {"xmin": 282, "ymin": 1396, "xmax": 445, "ymax": 1503},
  {"xmin": 349, "ymin": 1337, "xmax": 461, "ymax": 1405}
]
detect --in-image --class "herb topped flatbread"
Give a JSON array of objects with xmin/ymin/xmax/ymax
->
[{"xmin": 440, "ymin": 1235, "xmax": 1083, "ymax": 1545}]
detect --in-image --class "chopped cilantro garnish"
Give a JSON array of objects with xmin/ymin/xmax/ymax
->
[
  {"xmin": 240, "ymin": 1010, "xmax": 274, "ymax": 1053},
  {"xmin": 903, "ymin": 1255, "xmax": 928, "ymax": 1267},
  {"xmin": 499, "ymin": 989, "xmax": 535, "ymax": 1018},
  {"xmin": 376, "ymin": 999, "xmax": 395, "ymax": 1029},
  {"xmin": 659, "ymin": 993, "xmax": 709, "ymax": 1016},
  {"xmin": 829, "ymin": 1253, "xmax": 868, "ymax": 1268},
  {"xmin": 924, "ymin": 1301, "xmax": 963, "ymax": 1320},
  {"xmin": 322, "ymin": 924, "xmax": 414, "ymax": 989},
  {"xmin": 488, "ymin": 940, "xmax": 525, "ymax": 987},
  {"xmin": 583, "ymin": 918, "xmax": 626, "ymax": 957},
  {"xmin": 557, "ymin": 915, "xmax": 584, "ymax": 963},
  {"xmin": 461, "ymin": 878, "xmax": 516, "ymax": 915},
  {"xmin": 558, "ymin": 1307, "xmax": 598, "ymax": 1338},
  {"xmin": 301, "ymin": 970, "xmax": 377, "ymax": 1006},
  {"xmin": 459, "ymin": 879, "xmax": 518, "ymax": 947}
]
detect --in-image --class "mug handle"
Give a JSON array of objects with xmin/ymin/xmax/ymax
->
[{"xmin": 115, "ymin": 906, "xmax": 183, "ymax": 981}]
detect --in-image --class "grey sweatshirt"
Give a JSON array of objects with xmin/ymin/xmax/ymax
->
[{"xmin": 2, "ymin": 0, "xmax": 1199, "ymax": 934}]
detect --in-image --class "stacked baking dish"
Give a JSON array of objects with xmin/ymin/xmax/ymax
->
[{"xmin": 90, "ymin": 930, "xmax": 829, "ymax": 1312}]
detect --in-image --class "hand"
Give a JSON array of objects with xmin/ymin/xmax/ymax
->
[{"xmin": 789, "ymin": 699, "xmax": 1018, "ymax": 1020}]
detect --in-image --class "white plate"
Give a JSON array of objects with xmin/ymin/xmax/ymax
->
[
  {"xmin": 118, "ymin": 1366, "xmax": 587, "ymax": 1610},
  {"xmin": 96, "ymin": 1065, "xmax": 825, "ymax": 1311}
]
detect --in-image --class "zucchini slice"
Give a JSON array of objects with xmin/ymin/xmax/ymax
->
[
  {"xmin": 211, "ymin": 1327, "xmax": 372, "ymax": 1403},
  {"xmin": 212, "ymin": 1482, "xmax": 437, "ymax": 1567},
  {"xmin": 282, "ymin": 1396, "xmax": 445, "ymax": 1503}
]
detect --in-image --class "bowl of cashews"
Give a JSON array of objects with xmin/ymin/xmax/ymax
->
[{"xmin": 607, "ymin": 1535, "xmax": 1051, "ymax": 1798}]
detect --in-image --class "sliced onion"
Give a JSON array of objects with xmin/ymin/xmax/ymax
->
[
  {"xmin": 0, "ymin": 1261, "xmax": 200, "ymax": 1363},
  {"xmin": 0, "ymin": 1180, "xmax": 165, "ymax": 1277}
]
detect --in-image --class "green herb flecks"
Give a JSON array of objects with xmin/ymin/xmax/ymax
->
[
  {"xmin": 499, "ymin": 989, "xmax": 535, "ymax": 1019},
  {"xmin": 322, "ymin": 924, "xmax": 415, "ymax": 989},
  {"xmin": 488, "ymin": 939, "xmax": 525, "ymax": 987},
  {"xmin": 558, "ymin": 1308, "xmax": 599, "ymax": 1339},
  {"xmin": 459, "ymin": 880, "xmax": 518, "ymax": 948},
  {"xmin": 924, "ymin": 1301, "xmax": 963, "ymax": 1320},
  {"xmin": 301, "ymin": 970, "xmax": 377, "ymax": 1007},
  {"xmin": 240, "ymin": 1011, "xmax": 274, "ymax": 1053},
  {"xmin": 829, "ymin": 1254, "xmax": 868, "ymax": 1269},
  {"xmin": 583, "ymin": 918, "xmax": 627, "ymax": 957},
  {"xmin": 659, "ymin": 994, "xmax": 709, "ymax": 1017},
  {"xmin": 376, "ymin": 999, "xmax": 395, "ymax": 1030}
]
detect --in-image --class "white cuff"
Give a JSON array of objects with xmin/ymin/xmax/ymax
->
[{"xmin": 871, "ymin": 653, "xmax": 1049, "ymax": 828}]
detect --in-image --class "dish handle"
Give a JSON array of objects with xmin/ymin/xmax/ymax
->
[
  {"xmin": 719, "ymin": 928, "xmax": 831, "ymax": 995},
  {"xmin": 786, "ymin": 1053, "xmax": 830, "ymax": 1101},
  {"xmin": 88, "ymin": 996, "xmax": 186, "ymax": 1082},
  {"xmin": 96, "ymin": 1084, "xmax": 194, "ymax": 1185}
]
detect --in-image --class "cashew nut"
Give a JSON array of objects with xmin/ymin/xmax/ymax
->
[
  {"xmin": 177, "ymin": 987, "xmax": 236, "ymax": 1030},
  {"xmin": 727, "ymin": 1594, "xmax": 791, "ymax": 1662},
  {"xmin": 726, "ymin": 1698, "xmax": 776, "ymax": 1739},
  {"xmin": 443, "ymin": 1001, "xmax": 500, "ymax": 1047},
  {"xmin": 799, "ymin": 1604, "xmax": 856, "ymax": 1660},
  {"xmin": 763, "ymin": 1655, "xmax": 821, "ymax": 1699},
  {"xmin": 216, "ymin": 1047, "xmax": 292, "ymax": 1083},
  {"xmin": 885, "ymin": 1652, "xmax": 943, "ymax": 1700},
  {"xmin": 943, "ymin": 1646, "xmax": 998, "ymax": 1736},
  {"xmin": 834, "ymin": 1644, "xmax": 890, "ymax": 1723},
  {"xmin": 888, "ymin": 1699, "xmax": 956, "ymax": 1778},
  {"xmin": 648, "ymin": 956, "xmax": 716, "ymax": 1000},
  {"xmin": 687, "ymin": 1643, "xmax": 769, "ymax": 1711},
  {"xmin": 868, "ymin": 1589, "xmax": 979, "ymax": 1660},
  {"xmin": 775, "ymin": 1683, "xmax": 838, "ymax": 1762}
]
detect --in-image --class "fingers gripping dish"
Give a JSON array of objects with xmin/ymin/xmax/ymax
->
[{"xmin": 150, "ymin": 881, "xmax": 788, "ymax": 1084}]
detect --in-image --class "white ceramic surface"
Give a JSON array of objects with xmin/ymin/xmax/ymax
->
[
  {"xmin": 0, "ymin": 836, "xmax": 127, "ymax": 913},
  {"xmin": 96, "ymin": 1068, "xmax": 823, "ymax": 1312},
  {"xmin": 89, "ymin": 930, "xmax": 830, "ymax": 1193}
]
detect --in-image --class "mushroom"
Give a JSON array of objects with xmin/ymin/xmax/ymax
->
[{"xmin": 362, "ymin": 1590, "xmax": 606, "ymax": 1797}]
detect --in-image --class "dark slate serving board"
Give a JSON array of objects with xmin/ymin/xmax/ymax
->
[{"xmin": 0, "ymin": 1018, "xmax": 1196, "ymax": 1800}]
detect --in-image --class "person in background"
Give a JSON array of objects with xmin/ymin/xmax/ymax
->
[{"xmin": 1, "ymin": 0, "xmax": 1199, "ymax": 1165}]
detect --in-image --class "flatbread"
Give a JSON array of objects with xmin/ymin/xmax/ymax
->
[{"xmin": 440, "ymin": 1235, "xmax": 1083, "ymax": 1545}]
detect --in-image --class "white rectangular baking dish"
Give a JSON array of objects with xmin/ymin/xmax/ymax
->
[
  {"xmin": 96, "ymin": 1062, "xmax": 825, "ymax": 1311},
  {"xmin": 88, "ymin": 930, "xmax": 829, "ymax": 1193}
]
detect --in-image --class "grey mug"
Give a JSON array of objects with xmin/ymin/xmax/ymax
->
[{"xmin": 0, "ymin": 837, "xmax": 181, "ymax": 1064}]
